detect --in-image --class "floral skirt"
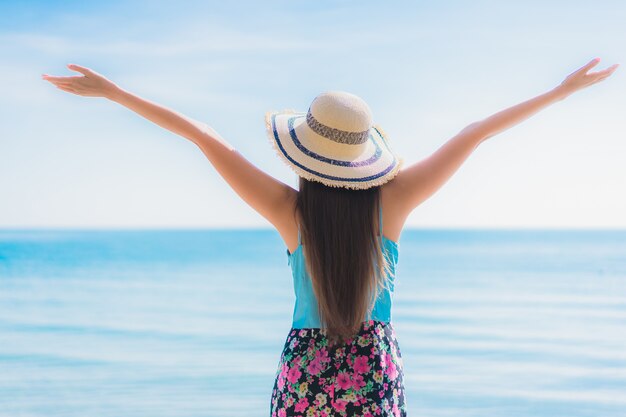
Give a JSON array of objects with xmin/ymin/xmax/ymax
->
[{"xmin": 270, "ymin": 320, "xmax": 408, "ymax": 417}]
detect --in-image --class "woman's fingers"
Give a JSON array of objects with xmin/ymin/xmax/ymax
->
[
  {"xmin": 53, "ymin": 83, "xmax": 75, "ymax": 89},
  {"xmin": 42, "ymin": 64, "xmax": 114, "ymax": 98},
  {"xmin": 44, "ymin": 80, "xmax": 76, "ymax": 91},
  {"xmin": 590, "ymin": 68, "xmax": 618, "ymax": 85},
  {"xmin": 43, "ymin": 76, "xmax": 81, "ymax": 94},
  {"xmin": 46, "ymin": 78, "xmax": 74, "ymax": 86},
  {"xmin": 45, "ymin": 75, "xmax": 68, "ymax": 79},
  {"xmin": 42, "ymin": 74, "xmax": 82, "ymax": 81},
  {"xmin": 597, "ymin": 71, "xmax": 616, "ymax": 82},
  {"xmin": 589, "ymin": 64, "xmax": 618, "ymax": 77},
  {"xmin": 589, "ymin": 64, "xmax": 619, "ymax": 82},
  {"xmin": 559, "ymin": 58, "xmax": 619, "ymax": 95},
  {"xmin": 43, "ymin": 74, "xmax": 88, "ymax": 92},
  {"xmin": 42, "ymin": 75, "xmax": 83, "ymax": 91},
  {"xmin": 579, "ymin": 57, "xmax": 601, "ymax": 74},
  {"xmin": 67, "ymin": 63, "xmax": 94, "ymax": 77},
  {"xmin": 599, "ymin": 63, "xmax": 619, "ymax": 76},
  {"xmin": 55, "ymin": 84, "xmax": 78, "ymax": 94}
]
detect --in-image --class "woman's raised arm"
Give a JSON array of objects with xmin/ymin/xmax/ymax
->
[
  {"xmin": 41, "ymin": 64, "xmax": 296, "ymax": 231},
  {"xmin": 472, "ymin": 58, "xmax": 619, "ymax": 142},
  {"xmin": 392, "ymin": 57, "xmax": 619, "ymax": 218}
]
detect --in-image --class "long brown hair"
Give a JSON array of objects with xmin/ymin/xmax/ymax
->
[{"xmin": 294, "ymin": 177, "xmax": 393, "ymax": 348}]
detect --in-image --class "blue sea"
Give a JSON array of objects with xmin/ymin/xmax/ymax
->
[{"xmin": 1, "ymin": 229, "xmax": 625, "ymax": 417}]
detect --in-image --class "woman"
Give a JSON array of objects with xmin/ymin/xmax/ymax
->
[{"xmin": 42, "ymin": 58, "xmax": 618, "ymax": 416}]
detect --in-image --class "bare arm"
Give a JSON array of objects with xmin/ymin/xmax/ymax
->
[
  {"xmin": 110, "ymin": 84, "xmax": 294, "ymax": 226},
  {"xmin": 42, "ymin": 64, "xmax": 295, "ymax": 229},
  {"xmin": 106, "ymin": 84, "xmax": 219, "ymax": 147},
  {"xmin": 472, "ymin": 85, "xmax": 569, "ymax": 144},
  {"xmin": 475, "ymin": 58, "xmax": 619, "ymax": 144},
  {"xmin": 392, "ymin": 57, "xmax": 619, "ymax": 216}
]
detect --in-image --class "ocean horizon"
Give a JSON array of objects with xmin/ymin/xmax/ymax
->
[{"xmin": 1, "ymin": 228, "xmax": 625, "ymax": 417}]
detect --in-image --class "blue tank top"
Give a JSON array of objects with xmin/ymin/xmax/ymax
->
[{"xmin": 286, "ymin": 197, "xmax": 399, "ymax": 329}]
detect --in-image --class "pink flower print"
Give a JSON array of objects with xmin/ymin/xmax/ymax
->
[
  {"xmin": 292, "ymin": 355, "xmax": 303, "ymax": 367},
  {"xmin": 277, "ymin": 374, "xmax": 285, "ymax": 390},
  {"xmin": 276, "ymin": 366, "xmax": 286, "ymax": 390},
  {"xmin": 323, "ymin": 382, "xmax": 334, "ymax": 398},
  {"xmin": 335, "ymin": 371, "xmax": 352, "ymax": 391},
  {"xmin": 332, "ymin": 398, "xmax": 348, "ymax": 412},
  {"xmin": 315, "ymin": 348, "xmax": 329, "ymax": 362},
  {"xmin": 385, "ymin": 360, "xmax": 398, "ymax": 380},
  {"xmin": 299, "ymin": 329, "xmax": 308, "ymax": 337},
  {"xmin": 294, "ymin": 397, "xmax": 309, "ymax": 413},
  {"xmin": 287, "ymin": 366, "xmax": 302, "ymax": 384},
  {"xmin": 364, "ymin": 412, "xmax": 374, "ymax": 417},
  {"xmin": 353, "ymin": 355, "xmax": 371, "ymax": 374},
  {"xmin": 380, "ymin": 353, "xmax": 387, "ymax": 370},
  {"xmin": 392, "ymin": 403, "xmax": 401, "ymax": 417},
  {"xmin": 352, "ymin": 373, "xmax": 366, "ymax": 391},
  {"xmin": 278, "ymin": 409, "xmax": 286, "ymax": 417},
  {"xmin": 307, "ymin": 358, "xmax": 323, "ymax": 376}
]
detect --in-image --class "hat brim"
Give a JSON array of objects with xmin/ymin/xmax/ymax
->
[{"xmin": 265, "ymin": 109, "xmax": 404, "ymax": 190}]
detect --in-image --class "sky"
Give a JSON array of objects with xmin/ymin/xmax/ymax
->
[{"xmin": 0, "ymin": 0, "xmax": 624, "ymax": 230}]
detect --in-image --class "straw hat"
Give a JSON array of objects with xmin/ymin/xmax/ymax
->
[{"xmin": 264, "ymin": 91, "xmax": 404, "ymax": 190}]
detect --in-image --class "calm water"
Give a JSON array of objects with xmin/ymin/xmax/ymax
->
[{"xmin": 1, "ymin": 229, "xmax": 625, "ymax": 417}]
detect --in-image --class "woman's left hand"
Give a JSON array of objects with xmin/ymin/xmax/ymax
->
[{"xmin": 42, "ymin": 64, "xmax": 119, "ymax": 98}]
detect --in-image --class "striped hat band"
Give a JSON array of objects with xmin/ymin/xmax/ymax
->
[{"xmin": 305, "ymin": 110, "xmax": 370, "ymax": 145}]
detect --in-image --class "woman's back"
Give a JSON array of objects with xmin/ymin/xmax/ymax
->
[
  {"xmin": 287, "ymin": 195, "xmax": 400, "ymax": 329},
  {"xmin": 270, "ymin": 193, "xmax": 408, "ymax": 416},
  {"xmin": 283, "ymin": 183, "xmax": 406, "ymax": 258}
]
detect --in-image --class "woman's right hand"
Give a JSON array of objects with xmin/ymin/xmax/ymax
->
[
  {"xmin": 42, "ymin": 63, "xmax": 120, "ymax": 99},
  {"xmin": 556, "ymin": 58, "xmax": 619, "ymax": 98}
]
